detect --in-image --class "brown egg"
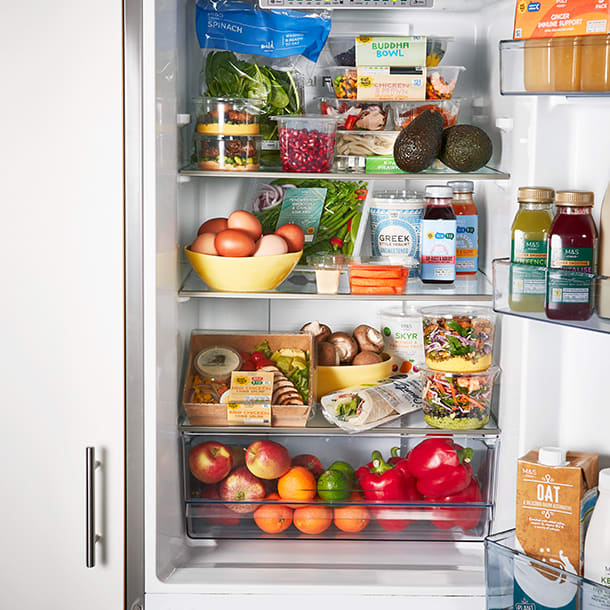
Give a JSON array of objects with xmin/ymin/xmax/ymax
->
[
  {"xmin": 197, "ymin": 217, "xmax": 228, "ymax": 235},
  {"xmin": 227, "ymin": 210, "xmax": 262, "ymax": 241},
  {"xmin": 275, "ymin": 224, "xmax": 305, "ymax": 253},
  {"xmin": 214, "ymin": 229, "xmax": 256, "ymax": 257},
  {"xmin": 190, "ymin": 232, "xmax": 218, "ymax": 255},
  {"xmin": 253, "ymin": 234, "xmax": 288, "ymax": 257}
]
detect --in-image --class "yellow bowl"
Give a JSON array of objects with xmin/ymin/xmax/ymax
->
[
  {"xmin": 185, "ymin": 247, "xmax": 302, "ymax": 292},
  {"xmin": 316, "ymin": 353, "xmax": 394, "ymax": 400}
]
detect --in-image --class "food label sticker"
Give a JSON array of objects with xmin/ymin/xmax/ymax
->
[
  {"xmin": 420, "ymin": 218, "xmax": 457, "ymax": 281},
  {"xmin": 228, "ymin": 371, "xmax": 274, "ymax": 402},
  {"xmin": 355, "ymin": 36, "xmax": 427, "ymax": 67},
  {"xmin": 226, "ymin": 402, "xmax": 271, "ymax": 426},
  {"xmin": 456, "ymin": 214, "xmax": 478, "ymax": 273},
  {"xmin": 276, "ymin": 188, "xmax": 327, "ymax": 242}
]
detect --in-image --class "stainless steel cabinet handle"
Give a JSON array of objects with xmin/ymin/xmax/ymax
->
[{"xmin": 86, "ymin": 446, "xmax": 101, "ymax": 568}]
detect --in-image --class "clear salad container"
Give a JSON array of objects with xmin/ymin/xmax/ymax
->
[
  {"xmin": 273, "ymin": 115, "xmax": 338, "ymax": 173},
  {"xmin": 324, "ymin": 66, "xmax": 358, "ymax": 99},
  {"xmin": 194, "ymin": 133, "xmax": 262, "ymax": 172},
  {"xmin": 319, "ymin": 98, "xmax": 389, "ymax": 131},
  {"xmin": 192, "ymin": 97, "xmax": 264, "ymax": 135},
  {"xmin": 419, "ymin": 365, "xmax": 500, "ymax": 430},
  {"xmin": 426, "ymin": 66, "xmax": 465, "ymax": 100},
  {"xmin": 419, "ymin": 306, "xmax": 496, "ymax": 373},
  {"xmin": 335, "ymin": 131, "xmax": 399, "ymax": 157},
  {"xmin": 389, "ymin": 99, "xmax": 461, "ymax": 130}
]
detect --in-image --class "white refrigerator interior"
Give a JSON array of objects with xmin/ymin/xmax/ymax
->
[{"xmin": 141, "ymin": 0, "xmax": 610, "ymax": 608}]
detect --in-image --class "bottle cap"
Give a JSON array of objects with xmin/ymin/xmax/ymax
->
[
  {"xmin": 555, "ymin": 190, "xmax": 595, "ymax": 207},
  {"xmin": 538, "ymin": 446, "xmax": 567, "ymax": 466},
  {"xmin": 599, "ymin": 468, "xmax": 610, "ymax": 492},
  {"xmin": 518, "ymin": 187, "xmax": 555, "ymax": 203},
  {"xmin": 425, "ymin": 185, "xmax": 453, "ymax": 199},
  {"xmin": 447, "ymin": 180, "xmax": 474, "ymax": 193}
]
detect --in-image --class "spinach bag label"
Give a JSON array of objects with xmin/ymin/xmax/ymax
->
[{"xmin": 196, "ymin": 0, "xmax": 331, "ymax": 61}]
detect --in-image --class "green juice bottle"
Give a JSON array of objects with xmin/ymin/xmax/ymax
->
[{"xmin": 510, "ymin": 187, "xmax": 555, "ymax": 312}]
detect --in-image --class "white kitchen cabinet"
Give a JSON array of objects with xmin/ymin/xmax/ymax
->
[{"xmin": 0, "ymin": 1, "xmax": 125, "ymax": 608}]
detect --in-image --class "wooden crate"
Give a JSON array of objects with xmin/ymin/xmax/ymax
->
[{"xmin": 182, "ymin": 332, "xmax": 315, "ymax": 427}]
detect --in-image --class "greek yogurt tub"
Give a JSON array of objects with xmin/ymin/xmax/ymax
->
[
  {"xmin": 369, "ymin": 190, "xmax": 425, "ymax": 276},
  {"xmin": 380, "ymin": 306, "xmax": 425, "ymax": 374}
]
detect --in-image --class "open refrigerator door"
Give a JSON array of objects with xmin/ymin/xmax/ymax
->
[{"xmin": 129, "ymin": 0, "xmax": 610, "ymax": 608}]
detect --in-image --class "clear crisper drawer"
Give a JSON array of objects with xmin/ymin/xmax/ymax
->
[
  {"xmin": 182, "ymin": 430, "xmax": 498, "ymax": 542},
  {"xmin": 486, "ymin": 529, "xmax": 610, "ymax": 609}
]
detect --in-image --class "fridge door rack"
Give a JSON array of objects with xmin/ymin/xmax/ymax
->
[
  {"xmin": 182, "ymin": 429, "xmax": 499, "ymax": 542},
  {"xmin": 486, "ymin": 529, "xmax": 610, "ymax": 609},
  {"xmin": 492, "ymin": 258, "xmax": 610, "ymax": 334}
]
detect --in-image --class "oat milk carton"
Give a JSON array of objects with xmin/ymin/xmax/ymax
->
[{"xmin": 514, "ymin": 447, "xmax": 599, "ymax": 610}]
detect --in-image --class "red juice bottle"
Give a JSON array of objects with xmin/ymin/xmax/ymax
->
[{"xmin": 546, "ymin": 190, "xmax": 598, "ymax": 321}]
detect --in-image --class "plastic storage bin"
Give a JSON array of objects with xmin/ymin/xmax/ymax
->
[
  {"xmin": 426, "ymin": 66, "xmax": 465, "ymax": 99},
  {"xmin": 486, "ymin": 529, "xmax": 610, "ymax": 610},
  {"xmin": 192, "ymin": 96, "xmax": 263, "ymax": 135},
  {"xmin": 182, "ymin": 429, "xmax": 499, "ymax": 541},
  {"xmin": 194, "ymin": 133, "xmax": 262, "ymax": 171},
  {"xmin": 324, "ymin": 66, "xmax": 358, "ymax": 99},
  {"xmin": 335, "ymin": 131, "xmax": 399, "ymax": 157},
  {"xmin": 390, "ymin": 99, "xmax": 461, "ymax": 130},
  {"xmin": 319, "ymin": 98, "xmax": 389, "ymax": 131}
]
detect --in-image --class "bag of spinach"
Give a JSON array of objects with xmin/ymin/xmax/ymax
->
[{"xmin": 195, "ymin": 0, "xmax": 331, "ymax": 166}]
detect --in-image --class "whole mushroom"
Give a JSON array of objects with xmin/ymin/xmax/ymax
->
[
  {"xmin": 317, "ymin": 342, "xmax": 339, "ymax": 366},
  {"xmin": 353, "ymin": 324, "xmax": 385, "ymax": 354},
  {"xmin": 352, "ymin": 351, "xmax": 384, "ymax": 366},
  {"xmin": 327, "ymin": 332, "xmax": 359, "ymax": 365},
  {"xmin": 300, "ymin": 321, "xmax": 332, "ymax": 344}
]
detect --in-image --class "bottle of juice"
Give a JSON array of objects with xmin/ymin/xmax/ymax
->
[
  {"xmin": 447, "ymin": 180, "xmax": 478, "ymax": 277},
  {"xmin": 510, "ymin": 187, "xmax": 555, "ymax": 312},
  {"xmin": 546, "ymin": 190, "xmax": 598, "ymax": 321},
  {"xmin": 420, "ymin": 185, "xmax": 456, "ymax": 284}
]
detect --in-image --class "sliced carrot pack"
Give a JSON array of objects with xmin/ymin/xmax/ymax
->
[{"xmin": 350, "ymin": 277, "xmax": 406, "ymax": 287}]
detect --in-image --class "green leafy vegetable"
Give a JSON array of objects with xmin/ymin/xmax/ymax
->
[{"xmin": 337, "ymin": 395, "xmax": 362, "ymax": 420}]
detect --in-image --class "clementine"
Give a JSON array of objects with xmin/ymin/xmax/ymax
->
[
  {"xmin": 293, "ymin": 504, "xmax": 333, "ymax": 535},
  {"xmin": 253, "ymin": 494, "xmax": 292, "ymax": 534},
  {"xmin": 277, "ymin": 466, "xmax": 317, "ymax": 508},
  {"xmin": 333, "ymin": 493, "xmax": 370, "ymax": 533}
]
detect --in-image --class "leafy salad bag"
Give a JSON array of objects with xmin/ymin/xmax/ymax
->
[{"xmin": 195, "ymin": 0, "xmax": 331, "ymax": 165}]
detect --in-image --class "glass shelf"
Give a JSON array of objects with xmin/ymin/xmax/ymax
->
[
  {"xmin": 179, "ymin": 165, "xmax": 510, "ymax": 181},
  {"xmin": 179, "ymin": 265, "xmax": 493, "ymax": 301},
  {"xmin": 492, "ymin": 258, "xmax": 610, "ymax": 335},
  {"xmin": 486, "ymin": 529, "xmax": 610, "ymax": 609}
]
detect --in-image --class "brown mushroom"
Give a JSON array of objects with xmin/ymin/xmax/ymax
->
[
  {"xmin": 353, "ymin": 324, "xmax": 385, "ymax": 354},
  {"xmin": 327, "ymin": 332, "xmax": 359, "ymax": 364},
  {"xmin": 300, "ymin": 321, "xmax": 332, "ymax": 343},
  {"xmin": 317, "ymin": 342, "xmax": 339, "ymax": 366},
  {"xmin": 352, "ymin": 350, "xmax": 384, "ymax": 366}
]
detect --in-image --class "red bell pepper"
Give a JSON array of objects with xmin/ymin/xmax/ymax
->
[
  {"xmin": 358, "ymin": 450, "xmax": 419, "ymax": 531},
  {"xmin": 407, "ymin": 438, "xmax": 473, "ymax": 498},
  {"xmin": 428, "ymin": 478, "xmax": 483, "ymax": 530},
  {"xmin": 343, "ymin": 114, "xmax": 358, "ymax": 130}
]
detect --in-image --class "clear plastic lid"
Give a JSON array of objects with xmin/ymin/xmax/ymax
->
[
  {"xmin": 344, "ymin": 255, "xmax": 417, "ymax": 268},
  {"xmin": 307, "ymin": 254, "xmax": 344, "ymax": 268},
  {"xmin": 419, "ymin": 305, "xmax": 496, "ymax": 322},
  {"xmin": 373, "ymin": 189, "xmax": 425, "ymax": 200},
  {"xmin": 418, "ymin": 363, "xmax": 500, "ymax": 379},
  {"xmin": 447, "ymin": 180, "xmax": 474, "ymax": 193}
]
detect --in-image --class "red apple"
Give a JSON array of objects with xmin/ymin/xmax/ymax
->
[
  {"xmin": 218, "ymin": 466, "xmax": 266, "ymax": 513},
  {"xmin": 245, "ymin": 440, "xmax": 292, "ymax": 480},
  {"xmin": 193, "ymin": 484, "xmax": 240, "ymax": 526},
  {"xmin": 189, "ymin": 441, "xmax": 232, "ymax": 484},
  {"xmin": 228, "ymin": 445, "xmax": 246, "ymax": 469},
  {"xmin": 292, "ymin": 454, "xmax": 324, "ymax": 478}
]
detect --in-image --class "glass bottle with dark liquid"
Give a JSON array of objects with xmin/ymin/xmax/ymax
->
[{"xmin": 420, "ymin": 185, "xmax": 457, "ymax": 284}]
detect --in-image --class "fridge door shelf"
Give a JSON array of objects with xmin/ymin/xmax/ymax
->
[
  {"xmin": 182, "ymin": 431, "xmax": 498, "ymax": 542},
  {"xmin": 179, "ymin": 165, "xmax": 510, "ymax": 181},
  {"xmin": 492, "ymin": 258, "xmax": 610, "ymax": 334},
  {"xmin": 179, "ymin": 265, "xmax": 493, "ymax": 301},
  {"xmin": 486, "ymin": 529, "xmax": 610, "ymax": 609}
]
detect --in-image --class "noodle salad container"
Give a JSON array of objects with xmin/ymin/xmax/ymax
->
[{"xmin": 419, "ymin": 365, "xmax": 500, "ymax": 429}]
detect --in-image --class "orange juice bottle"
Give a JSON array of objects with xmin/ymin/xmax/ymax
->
[{"xmin": 448, "ymin": 181, "xmax": 478, "ymax": 277}]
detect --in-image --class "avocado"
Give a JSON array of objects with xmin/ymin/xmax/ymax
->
[
  {"xmin": 393, "ymin": 109, "xmax": 444, "ymax": 173},
  {"xmin": 439, "ymin": 125, "xmax": 493, "ymax": 172}
]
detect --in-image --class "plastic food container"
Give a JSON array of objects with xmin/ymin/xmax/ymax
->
[
  {"xmin": 319, "ymin": 98, "xmax": 389, "ymax": 131},
  {"xmin": 369, "ymin": 190, "xmax": 425, "ymax": 270},
  {"xmin": 390, "ymin": 99, "xmax": 460, "ymax": 130},
  {"xmin": 419, "ymin": 365, "xmax": 499, "ymax": 429},
  {"xmin": 420, "ymin": 306, "xmax": 496, "ymax": 373},
  {"xmin": 308, "ymin": 255, "xmax": 343, "ymax": 294},
  {"xmin": 193, "ymin": 345, "xmax": 243, "ymax": 382},
  {"xmin": 194, "ymin": 133, "xmax": 262, "ymax": 171},
  {"xmin": 346, "ymin": 256, "xmax": 415, "ymax": 295},
  {"xmin": 273, "ymin": 115, "xmax": 337, "ymax": 173},
  {"xmin": 426, "ymin": 37, "xmax": 450, "ymax": 67},
  {"xmin": 192, "ymin": 97, "xmax": 264, "ymax": 135},
  {"xmin": 426, "ymin": 66, "xmax": 465, "ymax": 99},
  {"xmin": 334, "ymin": 155, "xmax": 366, "ymax": 173},
  {"xmin": 325, "ymin": 66, "xmax": 358, "ymax": 99},
  {"xmin": 335, "ymin": 131, "xmax": 399, "ymax": 157}
]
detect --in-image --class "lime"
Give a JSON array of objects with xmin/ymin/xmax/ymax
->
[
  {"xmin": 328, "ymin": 461, "xmax": 356, "ymax": 488},
  {"xmin": 317, "ymin": 469, "xmax": 350, "ymax": 502}
]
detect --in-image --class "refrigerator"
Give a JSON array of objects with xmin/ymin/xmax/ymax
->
[{"xmin": 2, "ymin": 0, "xmax": 610, "ymax": 609}]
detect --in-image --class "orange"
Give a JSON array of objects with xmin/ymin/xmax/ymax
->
[
  {"xmin": 293, "ymin": 504, "xmax": 333, "ymax": 535},
  {"xmin": 333, "ymin": 493, "xmax": 371, "ymax": 533},
  {"xmin": 253, "ymin": 493, "xmax": 292, "ymax": 534},
  {"xmin": 277, "ymin": 466, "xmax": 317, "ymax": 508}
]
